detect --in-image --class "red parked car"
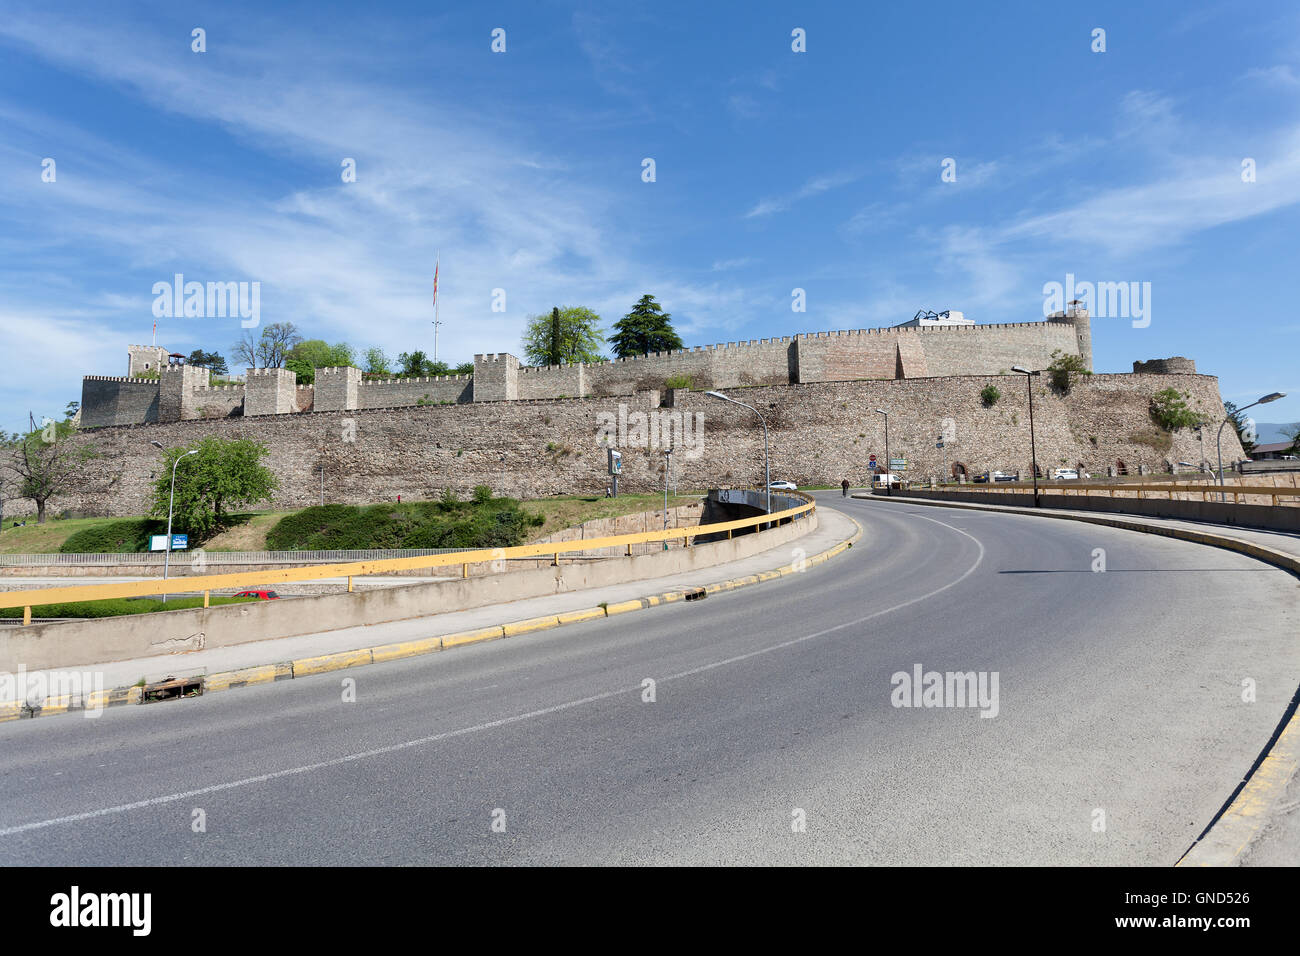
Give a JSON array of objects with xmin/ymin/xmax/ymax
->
[{"xmin": 233, "ymin": 590, "xmax": 280, "ymax": 600}]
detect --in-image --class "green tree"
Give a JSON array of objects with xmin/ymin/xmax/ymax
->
[
  {"xmin": 521, "ymin": 306, "xmax": 605, "ymax": 366},
  {"xmin": 364, "ymin": 347, "xmax": 392, "ymax": 376},
  {"xmin": 453, "ymin": 361, "xmax": 475, "ymax": 375},
  {"xmin": 609, "ymin": 295, "xmax": 682, "ymax": 358},
  {"xmin": 395, "ymin": 350, "xmax": 453, "ymax": 377},
  {"xmin": 1283, "ymin": 421, "xmax": 1300, "ymax": 455},
  {"xmin": 0, "ymin": 418, "xmax": 95, "ymax": 523},
  {"xmin": 255, "ymin": 322, "xmax": 303, "ymax": 369},
  {"xmin": 186, "ymin": 349, "xmax": 229, "ymax": 375},
  {"xmin": 150, "ymin": 437, "xmax": 279, "ymax": 539},
  {"xmin": 285, "ymin": 340, "xmax": 355, "ymax": 384},
  {"xmin": 1223, "ymin": 401, "xmax": 1258, "ymax": 455}
]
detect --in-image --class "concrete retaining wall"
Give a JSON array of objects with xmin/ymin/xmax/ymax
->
[
  {"xmin": 889, "ymin": 489, "xmax": 1300, "ymax": 533},
  {"xmin": 0, "ymin": 511, "xmax": 816, "ymax": 672}
]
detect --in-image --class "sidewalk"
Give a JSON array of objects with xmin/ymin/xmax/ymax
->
[{"xmin": 7, "ymin": 508, "xmax": 859, "ymax": 696}]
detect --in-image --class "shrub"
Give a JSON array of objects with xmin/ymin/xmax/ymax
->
[
  {"xmin": 439, "ymin": 488, "xmax": 459, "ymax": 510},
  {"xmin": 665, "ymin": 375, "xmax": 693, "ymax": 390},
  {"xmin": 265, "ymin": 498, "xmax": 541, "ymax": 551},
  {"xmin": 61, "ymin": 518, "xmax": 164, "ymax": 553},
  {"xmin": 1046, "ymin": 350, "xmax": 1091, "ymax": 393},
  {"xmin": 473, "ymin": 485, "xmax": 493, "ymax": 504},
  {"xmin": 1149, "ymin": 388, "xmax": 1201, "ymax": 431},
  {"xmin": 980, "ymin": 384, "xmax": 1001, "ymax": 407}
]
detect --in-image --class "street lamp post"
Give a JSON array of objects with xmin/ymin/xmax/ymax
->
[
  {"xmin": 152, "ymin": 442, "xmax": 198, "ymax": 603},
  {"xmin": 663, "ymin": 446, "xmax": 673, "ymax": 550},
  {"xmin": 1011, "ymin": 366, "xmax": 1042, "ymax": 507},
  {"xmin": 706, "ymin": 391, "xmax": 771, "ymax": 527},
  {"xmin": 1217, "ymin": 393, "xmax": 1285, "ymax": 501},
  {"xmin": 875, "ymin": 409, "xmax": 890, "ymax": 496}
]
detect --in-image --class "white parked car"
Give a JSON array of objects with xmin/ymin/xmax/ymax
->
[
  {"xmin": 1052, "ymin": 468, "xmax": 1080, "ymax": 480},
  {"xmin": 872, "ymin": 472, "xmax": 902, "ymax": 488},
  {"xmin": 768, "ymin": 480, "xmax": 797, "ymax": 491}
]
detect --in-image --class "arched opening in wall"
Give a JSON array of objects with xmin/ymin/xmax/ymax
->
[
  {"xmin": 951, "ymin": 461, "xmax": 968, "ymax": 478},
  {"xmin": 1116, "ymin": 459, "xmax": 1128, "ymax": 476},
  {"xmin": 1076, "ymin": 462, "xmax": 1086, "ymax": 477},
  {"xmin": 1033, "ymin": 464, "xmax": 1043, "ymax": 478}
]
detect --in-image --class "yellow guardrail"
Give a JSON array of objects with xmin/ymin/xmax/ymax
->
[
  {"xmin": 930, "ymin": 482, "xmax": 1300, "ymax": 504},
  {"xmin": 0, "ymin": 496, "xmax": 816, "ymax": 624}
]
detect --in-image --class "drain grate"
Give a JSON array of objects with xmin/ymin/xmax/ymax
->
[
  {"xmin": 683, "ymin": 587, "xmax": 707, "ymax": 601},
  {"xmin": 141, "ymin": 675, "xmax": 204, "ymax": 704}
]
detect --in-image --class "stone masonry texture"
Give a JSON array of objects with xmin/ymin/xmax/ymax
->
[{"xmin": 15, "ymin": 371, "xmax": 1242, "ymax": 518}]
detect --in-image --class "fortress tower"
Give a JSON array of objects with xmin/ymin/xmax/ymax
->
[
  {"xmin": 127, "ymin": 345, "xmax": 169, "ymax": 377},
  {"xmin": 1046, "ymin": 303, "xmax": 1092, "ymax": 371}
]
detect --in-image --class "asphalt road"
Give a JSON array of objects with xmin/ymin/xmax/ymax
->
[{"xmin": 2, "ymin": 494, "xmax": 1298, "ymax": 865}]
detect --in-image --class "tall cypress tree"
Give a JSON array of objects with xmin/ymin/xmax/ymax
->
[
  {"xmin": 610, "ymin": 295, "xmax": 683, "ymax": 358},
  {"xmin": 549, "ymin": 307, "xmax": 563, "ymax": 366}
]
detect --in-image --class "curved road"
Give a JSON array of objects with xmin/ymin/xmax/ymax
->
[{"xmin": 2, "ymin": 494, "xmax": 1298, "ymax": 865}]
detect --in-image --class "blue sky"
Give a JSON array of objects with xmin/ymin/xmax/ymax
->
[{"xmin": 2, "ymin": 0, "xmax": 1298, "ymax": 435}]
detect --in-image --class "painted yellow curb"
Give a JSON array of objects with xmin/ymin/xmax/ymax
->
[
  {"xmin": 441, "ymin": 625, "xmax": 506, "ymax": 648},
  {"xmin": 557, "ymin": 607, "xmax": 607, "ymax": 625},
  {"xmin": 370, "ymin": 636, "xmax": 443, "ymax": 664},
  {"xmin": 206, "ymin": 662, "xmax": 292, "ymax": 692},
  {"xmin": 502, "ymin": 615, "xmax": 561, "ymax": 637},
  {"xmin": 0, "ymin": 700, "xmax": 23, "ymax": 722},
  {"xmin": 604, "ymin": 599, "xmax": 645, "ymax": 616},
  {"xmin": 293, "ymin": 648, "xmax": 373, "ymax": 677}
]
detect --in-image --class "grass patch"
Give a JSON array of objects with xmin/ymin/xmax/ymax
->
[
  {"xmin": 520, "ymin": 493, "xmax": 701, "ymax": 540},
  {"xmin": 0, "ymin": 595, "xmax": 257, "ymax": 619}
]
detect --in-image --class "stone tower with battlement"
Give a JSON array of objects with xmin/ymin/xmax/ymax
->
[{"xmin": 127, "ymin": 345, "xmax": 169, "ymax": 377}]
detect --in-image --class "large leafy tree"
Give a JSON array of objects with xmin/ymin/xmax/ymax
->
[
  {"xmin": 521, "ymin": 306, "xmax": 605, "ymax": 366},
  {"xmin": 150, "ymin": 437, "xmax": 280, "ymax": 539},
  {"xmin": 231, "ymin": 322, "xmax": 302, "ymax": 370},
  {"xmin": 609, "ymin": 295, "xmax": 682, "ymax": 358},
  {"xmin": 363, "ymin": 347, "xmax": 392, "ymax": 376},
  {"xmin": 1, "ymin": 417, "xmax": 96, "ymax": 524},
  {"xmin": 285, "ymin": 339, "xmax": 355, "ymax": 384},
  {"xmin": 396, "ymin": 350, "xmax": 454, "ymax": 377}
]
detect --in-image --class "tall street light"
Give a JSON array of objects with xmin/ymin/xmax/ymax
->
[
  {"xmin": 874, "ymin": 409, "xmax": 890, "ymax": 495},
  {"xmin": 152, "ymin": 441, "xmax": 198, "ymax": 602},
  {"xmin": 1011, "ymin": 366, "xmax": 1042, "ymax": 508},
  {"xmin": 706, "ymin": 391, "xmax": 771, "ymax": 527},
  {"xmin": 1217, "ymin": 392, "xmax": 1285, "ymax": 501}
]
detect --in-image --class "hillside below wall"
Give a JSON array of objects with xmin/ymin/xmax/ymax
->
[{"xmin": 12, "ymin": 372, "xmax": 1239, "ymax": 519}]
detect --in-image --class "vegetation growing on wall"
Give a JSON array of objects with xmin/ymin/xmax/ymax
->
[
  {"xmin": 1047, "ymin": 350, "xmax": 1092, "ymax": 393},
  {"xmin": 980, "ymin": 384, "xmax": 1001, "ymax": 407},
  {"xmin": 1149, "ymin": 388, "xmax": 1202, "ymax": 431}
]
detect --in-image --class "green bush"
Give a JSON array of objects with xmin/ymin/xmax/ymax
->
[
  {"xmin": 1046, "ymin": 350, "xmax": 1091, "ymax": 393},
  {"xmin": 60, "ymin": 519, "xmax": 164, "ymax": 553},
  {"xmin": 265, "ymin": 499, "xmax": 543, "ymax": 551},
  {"xmin": 980, "ymin": 384, "xmax": 1001, "ymax": 407},
  {"xmin": 473, "ymin": 485, "xmax": 493, "ymax": 504},
  {"xmin": 0, "ymin": 595, "xmax": 256, "ymax": 619},
  {"xmin": 1149, "ymin": 388, "xmax": 1201, "ymax": 431},
  {"xmin": 665, "ymin": 374, "xmax": 693, "ymax": 390}
]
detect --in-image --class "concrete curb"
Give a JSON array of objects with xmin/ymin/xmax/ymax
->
[
  {"xmin": 859, "ymin": 492, "xmax": 1300, "ymax": 867},
  {"xmin": 3, "ymin": 512, "xmax": 863, "ymax": 722}
]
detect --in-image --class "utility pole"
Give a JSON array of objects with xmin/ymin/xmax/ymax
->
[{"xmin": 432, "ymin": 255, "xmax": 441, "ymax": 363}]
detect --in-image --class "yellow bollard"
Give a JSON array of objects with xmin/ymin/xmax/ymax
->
[
  {"xmin": 203, "ymin": 590, "xmax": 210, "ymax": 608},
  {"xmin": 347, "ymin": 575, "xmax": 354, "ymax": 592},
  {"xmin": 23, "ymin": 606, "xmax": 31, "ymax": 626}
]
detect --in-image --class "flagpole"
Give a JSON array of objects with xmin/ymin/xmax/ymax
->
[{"xmin": 432, "ymin": 256, "xmax": 441, "ymax": 364}]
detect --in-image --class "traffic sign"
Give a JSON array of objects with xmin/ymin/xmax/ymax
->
[{"xmin": 171, "ymin": 534, "xmax": 189, "ymax": 550}]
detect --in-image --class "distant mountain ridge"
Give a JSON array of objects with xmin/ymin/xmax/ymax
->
[{"xmin": 1255, "ymin": 422, "xmax": 1299, "ymax": 444}]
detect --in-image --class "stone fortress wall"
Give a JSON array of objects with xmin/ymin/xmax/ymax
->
[
  {"xmin": 80, "ymin": 310, "xmax": 1093, "ymax": 427},
  {"xmin": 33, "ymin": 368, "xmax": 1241, "ymax": 520}
]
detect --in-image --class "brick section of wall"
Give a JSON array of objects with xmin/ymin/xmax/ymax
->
[
  {"xmin": 472, "ymin": 353, "xmax": 518, "ymax": 401},
  {"xmin": 160, "ymin": 364, "xmax": 210, "ymax": 421},
  {"xmin": 315, "ymin": 366, "xmax": 362, "ymax": 411},
  {"xmin": 188, "ymin": 385, "xmax": 245, "ymax": 420},
  {"xmin": 30, "ymin": 372, "xmax": 1242, "ymax": 518},
  {"xmin": 244, "ymin": 368, "xmax": 297, "ymax": 416},
  {"xmin": 359, "ymin": 376, "xmax": 472, "ymax": 408},
  {"xmin": 79, "ymin": 378, "xmax": 161, "ymax": 428},
  {"xmin": 1133, "ymin": 357, "xmax": 1196, "ymax": 374},
  {"xmin": 518, "ymin": 363, "xmax": 585, "ymax": 399}
]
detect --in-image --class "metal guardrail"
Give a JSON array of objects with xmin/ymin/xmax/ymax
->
[
  {"xmin": 926, "ymin": 481, "xmax": 1300, "ymax": 505},
  {"xmin": 0, "ymin": 494, "xmax": 817, "ymax": 624},
  {"xmin": 0, "ymin": 548, "xmax": 473, "ymax": 567}
]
